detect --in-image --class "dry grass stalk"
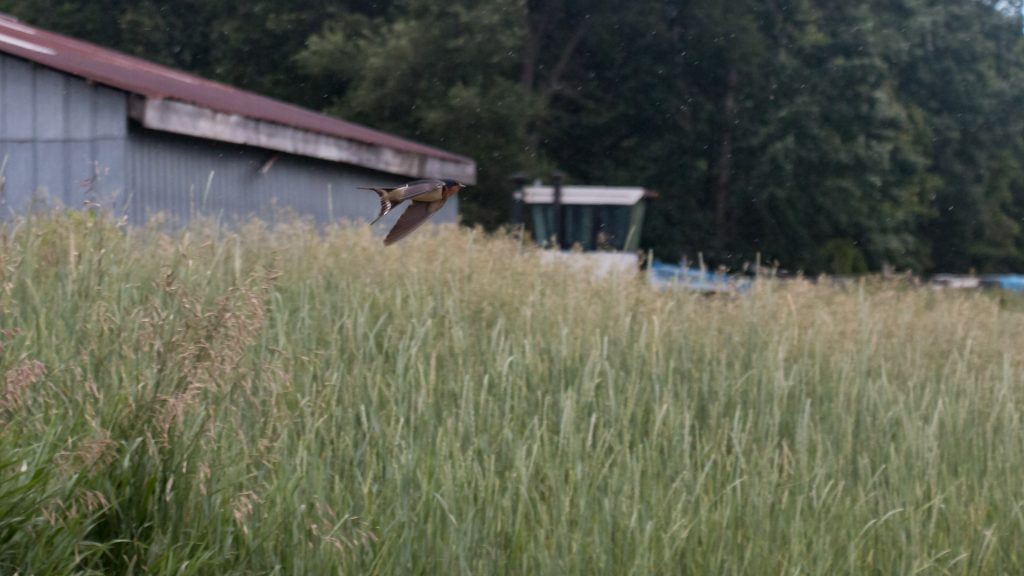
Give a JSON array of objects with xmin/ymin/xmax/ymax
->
[{"xmin": 0, "ymin": 359, "xmax": 46, "ymax": 418}]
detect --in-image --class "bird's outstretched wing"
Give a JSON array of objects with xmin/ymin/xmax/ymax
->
[
  {"xmin": 394, "ymin": 179, "xmax": 444, "ymax": 202},
  {"xmin": 384, "ymin": 199, "xmax": 447, "ymax": 245}
]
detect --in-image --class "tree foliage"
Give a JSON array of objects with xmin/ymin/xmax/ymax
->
[{"xmin": 2, "ymin": 0, "xmax": 1024, "ymax": 272}]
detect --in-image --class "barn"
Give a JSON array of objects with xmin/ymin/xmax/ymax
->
[{"xmin": 0, "ymin": 14, "xmax": 475, "ymax": 226}]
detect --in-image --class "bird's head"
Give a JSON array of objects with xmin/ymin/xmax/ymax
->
[{"xmin": 442, "ymin": 179, "xmax": 467, "ymax": 190}]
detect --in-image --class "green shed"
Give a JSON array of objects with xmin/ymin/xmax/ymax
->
[{"xmin": 522, "ymin": 185, "xmax": 655, "ymax": 251}]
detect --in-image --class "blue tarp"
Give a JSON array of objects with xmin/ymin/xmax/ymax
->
[
  {"xmin": 650, "ymin": 263, "xmax": 1024, "ymax": 293},
  {"xmin": 649, "ymin": 260, "xmax": 750, "ymax": 293},
  {"xmin": 980, "ymin": 275, "xmax": 1024, "ymax": 292}
]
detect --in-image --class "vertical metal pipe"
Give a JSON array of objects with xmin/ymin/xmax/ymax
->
[
  {"xmin": 552, "ymin": 170, "xmax": 565, "ymax": 249},
  {"xmin": 510, "ymin": 172, "xmax": 527, "ymax": 226}
]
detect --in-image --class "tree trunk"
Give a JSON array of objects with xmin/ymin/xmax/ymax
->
[
  {"xmin": 520, "ymin": 4, "xmax": 548, "ymax": 91},
  {"xmin": 521, "ymin": 1, "xmax": 586, "ymax": 156},
  {"xmin": 714, "ymin": 66, "xmax": 737, "ymax": 255}
]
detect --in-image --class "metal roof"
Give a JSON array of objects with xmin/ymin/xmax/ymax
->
[
  {"xmin": 522, "ymin": 186, "xmax": 652, "ymax": 206},
  {"xmin": 0, "ymin": 15, "xmax": 473, "ymax": 167}
]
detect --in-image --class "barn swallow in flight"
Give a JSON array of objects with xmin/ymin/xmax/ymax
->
[{"xmin": 361, "ymin": 179, "xmax": 467, "ymax": 245}]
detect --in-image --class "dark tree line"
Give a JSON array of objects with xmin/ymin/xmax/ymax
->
[{"xmin": 4, "ymin": 0, "xmax": 1024, "ymax": 273}]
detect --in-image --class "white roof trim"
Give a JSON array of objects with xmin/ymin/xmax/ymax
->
[
  {"xmin": 522, "ymin": 186, "xmax": 647, "ymax": 206},
  {"xmin": 129, "ymin": 97, "xmax": 478, "ymax": 183}
]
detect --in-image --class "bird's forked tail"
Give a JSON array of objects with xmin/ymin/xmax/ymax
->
[{"xmin": 361, "ymin": 188, "xmax": 393, "ymax": 225}]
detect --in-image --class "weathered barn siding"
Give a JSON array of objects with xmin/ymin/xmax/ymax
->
[
  {"xmin": 0, "ymin": 52, "xmax": 127, "ymax": 212},
  {"xmin": 125, "ymin": 126, "xmax": 456, "ymax": 227},
  {"xmin": 0, "ymin": 52, "xmax": 459, "ymax": 228}
]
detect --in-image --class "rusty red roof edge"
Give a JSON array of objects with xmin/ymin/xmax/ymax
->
[{"xmin": 0, "ymin": 16, "xmax": 473, "ymax": 165}]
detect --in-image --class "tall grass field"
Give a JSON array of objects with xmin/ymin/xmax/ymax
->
[{"xmin": 1, "ymin": 212, "xmax": 1023, "ymax": 574}]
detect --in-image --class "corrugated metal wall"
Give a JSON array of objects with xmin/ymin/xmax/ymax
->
[
  {"xmin": 0, "ymin": 52, "xmax": 127, "ymax": 212},
  {"xmin": 125, "ymin": 127, "xmax": 458, "ymax": 228},
  {"xmin": 0, "ymin": 52, "xmax": 459, "ymax": 229}
]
